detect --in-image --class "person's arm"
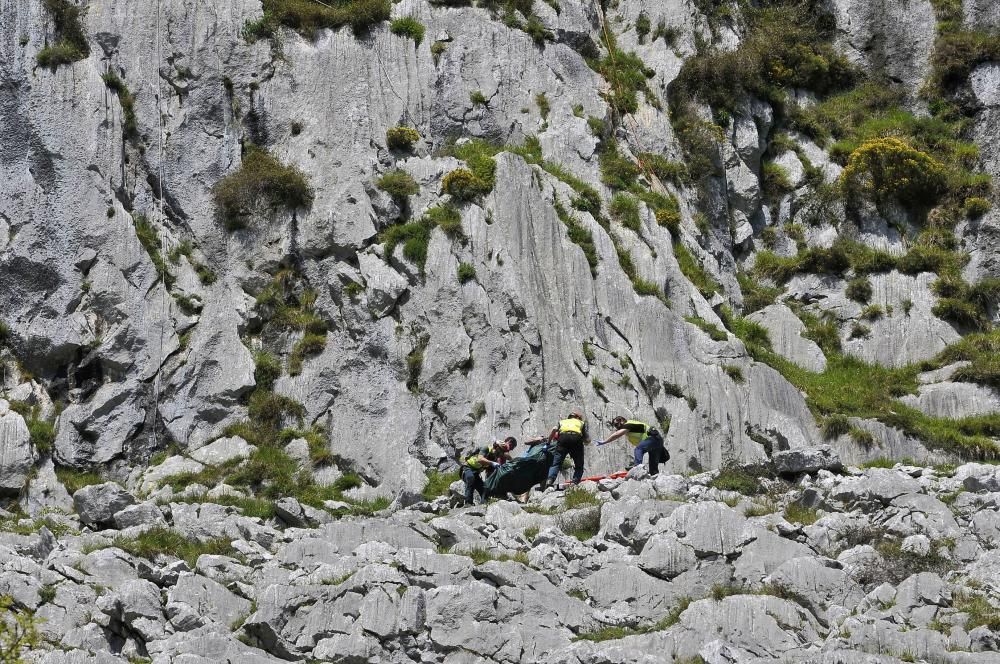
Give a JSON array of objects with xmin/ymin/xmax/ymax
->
[
  {"xmin": 524, "ymin": 435, "xmax": 547, "ymax": 446},
  {"xmin": 596, "ymin": 428, "xmax": 628, "ymax": 446}
]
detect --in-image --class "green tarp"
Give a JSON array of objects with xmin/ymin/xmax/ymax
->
[{"xmin": 483, "ymin": 442, "xmax": 554, "ymax": 498}]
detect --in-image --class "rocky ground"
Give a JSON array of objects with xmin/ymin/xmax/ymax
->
[{"xmin": 1, "ymin": 443, "xmax": 999, "ymax": 663}]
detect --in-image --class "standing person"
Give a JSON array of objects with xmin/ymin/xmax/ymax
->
[
  {"xmin": 596, "ymin": 416, "xmax": 667, "ymax": 476},
  {"xmin": 544, "ymin": 411, "xmax": 589, "ymax": 489},
  {"xmin": 461, "ymin": 437, "xmax": 517, "ymax": 505}
]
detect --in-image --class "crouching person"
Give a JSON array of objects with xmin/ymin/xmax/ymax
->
[
  {"xmin": 596, "ymin": 416, "xmax": 668, "ymax": 476},
  {"xmin": 461, "ymin": 437, "xmax": 517, "ymax": 505}
]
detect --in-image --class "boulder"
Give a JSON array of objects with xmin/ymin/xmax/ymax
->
[
  {"xmin": 0, "ymin": 400, "xmax": 33, "ymax": 496},
  {"xmin": 73, "ymin": 482, "xmax": 136, "ymax": 527},
  {"xmin": 773, "ymin": 445, "xmax": 843, "ymax": 475},
  {"xmin": 748, "ymin": 304, "xmax": 827, "ymax": 372},
  {"xmin": 189, "ymin": 436, "xmax": 256, "ymax": 466}
]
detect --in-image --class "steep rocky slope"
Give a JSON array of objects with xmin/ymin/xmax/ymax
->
[{"xmin": 1, "ymin": 0, "xmax": 999, "ymax": 659}]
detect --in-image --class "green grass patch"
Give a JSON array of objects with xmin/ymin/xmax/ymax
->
[
  {"xmin": 113, "ymin": 527, "xmax": 235, "ymax": 567},
  {"xmin": 609, "ymin": 193, "xmax": 641, "ymax": 232},
  {"xmin": 573, "ymin": 596, "xmax": 692, "ymax": 642},
  {"xmin": 243, "ymin": 0, "xmax": 391, "ymax": 41},
  {"xmin": 422, "ymin": 469, "xmax": 460, "ymax": 501},
  {"xmin": 37, "ymin": 0, "xmax": 90, "ymax": 68},
  {"xmin": 708, "ymin": 463, "xmax": 772, "ymax": 496},
  {"xmin": 674, "ymin": 243, "xmax": 720, "ymax": 298},
  {"xmin": 55, "ymin": 468, "xmax": 104, "ymax": 495},
  {"xmin": 563, "ymin": 486, "xmax": 600, "ymax": 510},
  {"xmin": 783, "ymin": 502, "xmax": 820, "ymax": 525},
  {"xmin": 389, "ymin": 16, "xmax": 425, "ymax": 45},
  {"xmin": 457, "ymin": 262, "xmax": 476, "ymax": 284},
  {"xmin": 685, "ymin": 316, "xmax": 727, "ymax": 342}
]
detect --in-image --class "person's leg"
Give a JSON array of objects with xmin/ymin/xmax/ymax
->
[
  {"xmin": 570, "ymin": 442, "xmax": 585, "ymax": 484},
  {"xmin": 462, "ymin": 468, "xmax": 477, "ymax": 505},
  {"xmin": 474, "ymin": 474, "xmax": 486, "ymax": 502},
  {"xmin": 648, "ymin": 444, "xmax": 661, "ymax": 476},
  {"xmin": 547, "ymin": 447, "xmax": 567, "ymax": 484},
  {"xmin": 634, "ymin": 437, "xmax": 652, "ymax": 466}
]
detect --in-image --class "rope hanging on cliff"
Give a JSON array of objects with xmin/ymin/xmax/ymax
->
[
  {"xmin": 150, "ymin": 0, "xmax": 167, "ymax": 451},
  {"xmin": 593, "ymin": 1, "xmax": 668, "ymax": 196}
]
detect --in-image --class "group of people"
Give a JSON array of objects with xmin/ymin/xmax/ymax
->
[{"xmin": 461, "ymin": 410, "xmax": 668, "ymax": 505}]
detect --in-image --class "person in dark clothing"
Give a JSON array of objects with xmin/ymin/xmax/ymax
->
[
  {"xmin": 461, "ymin": 437, "xmax": 517, "ymax": 505},
  {"xmin": 544, "ymin": 411, "xmax": 589, "ymax": 488},
  {"xmin": 596, "ymin": 416, "xmax": 667, "ymax": 475}
]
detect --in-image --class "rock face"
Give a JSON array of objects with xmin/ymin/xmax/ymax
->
[
  {"xmin": 5, "ymin": 462, "xmax": 1000, "ymax": 662},
  {"xmin": 1, "ymin": 0, "xmax": 999, "ymax": 660},
  {"xmin": 748, "ymin": 304, "xmax": 827, "ymax": 372},
  {"xmin": 0, "ymin": 400, "xmax": 33, "ymax": 496}
]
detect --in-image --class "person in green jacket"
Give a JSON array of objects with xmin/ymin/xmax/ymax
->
[
  {"xmin": 461, "ymin": 437, "xmax": 517, "ymax": 505},
  {"xmin": 596, "ymin": 416, "xmax": 667, "ymax": 475}
]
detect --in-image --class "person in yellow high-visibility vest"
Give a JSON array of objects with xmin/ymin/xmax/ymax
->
[
  {"xmin": 596, "ymin": 416, "xmax": 668, "ymax": 475},
  {"xmin": 544, "ymin": 411, "xmax": 589, "ymax": 488}
]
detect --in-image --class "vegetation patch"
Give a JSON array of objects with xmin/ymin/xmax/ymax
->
[
  {"xmin": 389, "ymin": 16, "xmax": 425, "ymax": 45},
  {"xmin": 377, "ymin": 169, "xmax": 420, "ymax": 200},
  {"xmin": 37, "ymin": 0, "xmax": 90, "ymax": 68},
  {"xmin": 243, "ymin": 0, "xmax": 392, "ymax": 41},
  {"xmin": 213, "ymin": 145, "xmax": 314, "ymax": 229},
  {"xmin": 113, "ymin": 527, "xmax": 234, "ymax": 567},
  {"xmin": 102, "ymin": 72, "xmax": 138, "ymax": 141},
  {"xmin": 422, "ymin": 469, "xmax": 460, "ymax": 501},
  {"xmin": 675, "ymin": 244, "xmax": 720, "ymax": 299},
  {"xmin": 386, "ymin": 126, "xmax": 420, "ymax": 151},
  {"xmin": 708, "ymin": 462, "xmax": 773, "ymax": 496}
]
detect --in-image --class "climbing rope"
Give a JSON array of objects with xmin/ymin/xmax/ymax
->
[
  {"xmin": 150, "ymin": 0, "xmax": 168, "ymax": 451},
  {"xmin": 592, "ymin": 1, "xmax": 668, "ymax": 196}
]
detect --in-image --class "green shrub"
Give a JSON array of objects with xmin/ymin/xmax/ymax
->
[
  {"xmin": 443, "ymin": 168, "xmax": 489, "ymax": 201},
  {"xmin": 589, "ymin": 46, "xmax": 656, "ymax": 115},
  {"xmin": 639, "ymin": 153, "xmax": 689, "ymax": 185},
  {"xmin": 386, "ymin": 126, "xmax": 420, "ymax": 150},
  {"xmin": 845, "ymin": 277, "xmax": 872, "ymax": 303},
  {"xmin": 963, "ymin": 197, "xmax": 992, "ymax": 218},
  {"xmin": 470, "ymin": 90, "xmax": 488, "ymax": 106},
  {"xmin": 243, "ymin": 0, "xmax": 391, "ymax": 41},
  {"xmin": 424, "ymin": 204, "xmax": 463, "ymax": 238},
  {"xmin": 723, "ymin": 365, "xmax": 744, "ymax": 383},
  {"xmin": 406, "ymin": 337, "xmax": 428, "ymax": 392},
  {"xmin": 213, "ymin": 145, "xmax": 314, "ymax": 229},
  {"xmin": 389, "ymin": 16, "xmax": 425, "ymax": 45},
  {"xmin": 535, "ymin": 92, "xmax": 550, "ymax": 119},
  {"xmin": 376, "ymin": 169, "xmax": 419, "ymax": 199},
  {"xmin": 933, "ymin": 297, "xmax": 986, "ymax": 329},
  {"xmin": 134, "ymin": 216, "xmax": 174, "ymax": 288},
  {"xmin": 934, "ymin": 330, "xmax": 1000, "ymax": 389},
  {"xmin": 860, "ymin": 304, "xmax": 884, "ymax": 321},
  {"xmin": 382, "ymin": 219, "xmax": 433, "ymax": 271},
  {"xmin": 762, "ymin": 162, "xmax": 794, "ymax": 199},
  {"xmin": 288, "ymin": 331, "xmax": 327, "ymax": 376},
  {"xmin": 821, "ymin": 414, "xmax": 850, "ymax": 439},
  {"xmin": 599, "ymin": 144, "xmax": 641, "ymax": 190},
  {"xmin": 101, "ymin": 72, "xmax": 138, "ymax": 140},
  {"xmin": 0, "ymin": 595, "xmax": 41, "ymax": 660},
  {"xmin": 841, "ymin": 137, "xmax": 948, "ymax": 210},
  {"xmin": 37, "ymin": 0, "xmax": 90, "ymax": 68},
  {"xmin": 609, "ymin": 193, "xmax": 641, "ymax": 231},
  {"xmin": 849, "ymin": 323, "xmax": 871, "ymax": 339},
  {"xmin": 635, "ymin": 12, "xmax": 651, "ymax": 43},
  {"xmin": 457, "ymin": 262, "xmax": 476, "ymax": 284},
  {"xmin": 850, "ymin": 427, "xmax": 875, "ymax": 446},
  {"xmin": 738, "ymin": 273, "xmax": 783, "ymax": 314},
  {"xmin": 554, "ymin": 202, "xmax": 598, "ymax": 276},
  {"xmin": 670, "ymin": 4, "xmax": 854, "ymax": 118},
  {"xmin": 563, "ymin": 486, "xmax": 600, "ymax": 509}
]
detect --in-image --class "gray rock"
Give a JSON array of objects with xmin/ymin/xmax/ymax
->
[
  {"xmin": 139, "ymin": 455, "xmax": 205, "ymax": 492},
  {"xmin": 956, "ymin": 463, "xmax": 1000, "ymax": 492},
  {"xmin": 748, "ymin": 304, "xmax": 827, "ymax": 372},
  {"xmin": 72, "ymin": 482, "xmax": 136, "ymax": 527},
  {"xmin": 167, "ymin": 572, "xmax": 252, "ymax": 628},
  {"xmin": 189, "ymin": 436, "xmax": 256, "ymax": 466},
  {"xmin": 113, "ymin": 502, "xmax": 167, "ymax": 530},
  {"xmin": 773, "ymin": 445, "xmax": 843, "ymax": 475},
  {"xmin": 0, "ymin": 399, "xmax": 33, "ymax": 496}
]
